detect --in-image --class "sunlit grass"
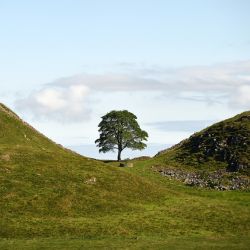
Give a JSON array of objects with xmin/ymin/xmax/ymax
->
[{"xmin": 0, "ymin": 104, "xmax": 250, "ymax": 249}]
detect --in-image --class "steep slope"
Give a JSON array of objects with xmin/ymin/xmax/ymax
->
[
  {"xmin": 0, "ymin": 103, "xmax": 163, "ymax": 237},
  {"xmin": 155, "ymin": 111, "xmax": 250, "ymax": 175}
]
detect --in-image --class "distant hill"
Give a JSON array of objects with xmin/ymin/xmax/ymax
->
[{"xmin": 156, "ymin": 111, "xmax": 250, "ymax": 176}]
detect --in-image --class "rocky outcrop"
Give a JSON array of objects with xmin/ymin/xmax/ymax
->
[
  {"xmin": 184, "ymin": 126, "xmax": 249, "ymax": 172},
  {"xmin": 156, "ymin": 111, "xmax": 250, "ymax": 176},
  {"xmin": 153, "ymin": 166, "xmax": 250, "ymax": 190}
]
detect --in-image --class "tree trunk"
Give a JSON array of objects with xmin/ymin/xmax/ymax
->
[{"xmin": 117, "ymin": 149, "xmax": 121, "ymax": 161}]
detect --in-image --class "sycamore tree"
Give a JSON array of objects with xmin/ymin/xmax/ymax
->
[{"xmin": 95, "ymin": 110, "xmax": 148, "ymax": 161}]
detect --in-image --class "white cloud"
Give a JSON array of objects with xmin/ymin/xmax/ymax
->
[
  {"xmin": 146, "ymin": 120, "xmax": 215, "ymax": 132},
  {"xmin": 35, "ymin": 88, "xmax": 66, "ymax": 111},
  {"xmin": 15, "ymin": 60, "xmax": 250, "ymax": 122},
  {"xmin": 51, "ymin": 73, "xmax": 161, "ymax": 92},
  {"xmin": 230, "ymin": 85, "xmax": 250, "ymax": 108},
  {"xmin": 16, "ymin": 85, "xmax": 90, "ymax": 122},
  {"xmin": 49, "ymin": 60, "xmax": 250, "ymax": 98}
]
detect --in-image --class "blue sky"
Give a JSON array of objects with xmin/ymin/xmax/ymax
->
[{"xmin": 0, "ymin": 0, "xmax": 250, "ymax": 159}]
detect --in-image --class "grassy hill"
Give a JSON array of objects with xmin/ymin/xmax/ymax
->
[
  {"xmin": 0, "ymin": 104, "xmax": 250, "ymax": 249},
  {"xmin": 156, "ymin": 111, "xmax": 250, "ymax": 174},
  {"xmin": 0, "ymin": 103, "xmax": 163, "ymax": 236}
]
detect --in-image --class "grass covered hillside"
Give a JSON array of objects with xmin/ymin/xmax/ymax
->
[
  {"xmin": 0, "ymin": 103, "xmax": 163, "ymax": 237},
  {"xmin": 0, "ymin": 104, "xmax": 250, "ymax": 249},
  {"xmin": 156, "ymin": 111, "xmax": 250, "ymax": 175}
]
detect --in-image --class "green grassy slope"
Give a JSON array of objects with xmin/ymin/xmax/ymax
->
[
  {"xmin": 156, "ymin": 111, "xmax": 250, "ymax": 174},
  {"xmin": 0, "ymin": 103, "xmax": 163, "ymax": 237},
  {"xmin": 0, "ymin": 104, "xmax": 250, "ymax": 249}
]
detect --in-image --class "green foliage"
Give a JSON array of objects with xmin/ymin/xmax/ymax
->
[{"xmin": 95, "ymin": 110, "xmax": 148, "ymax": 161}]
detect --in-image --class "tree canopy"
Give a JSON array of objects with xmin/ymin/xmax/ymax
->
[{"xmin": 95, "ymin": 110, "xmax": 148, "ymax": 161}]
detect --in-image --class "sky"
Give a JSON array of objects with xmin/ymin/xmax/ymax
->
[{"xmin": 0, "ymin": 0, "xmax": 250, "ymax": 159}]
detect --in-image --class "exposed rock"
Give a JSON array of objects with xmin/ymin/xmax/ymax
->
[
  {"xmin": 85, "ymin": 177, "xmax": 97, "ymax": 185},
  {"xmin": 119, "ymin": 162, "xmax": 134, "ymax": 168},
  {"xmin": 127, "ymin": 163, "xmax": 134, "ymax": 168},
  {"xmin": 155, "ymin": 111, "xmax": 250, "ymax": 175},
  {"xmin": 153, "ymin": 165, "xmax": 250, "ymax": 190}
]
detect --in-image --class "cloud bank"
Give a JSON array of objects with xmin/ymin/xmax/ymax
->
[
  {"xmin": 146, "ymin": 120, "xmax": 215, "ymax": 132},
  {"xmin": 17, "ymin": 85, "xmax": 90, "ymax": 122},
  {"xmin": 16, "ymin": 60, "xmax": 250, "ymax": 122}
]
